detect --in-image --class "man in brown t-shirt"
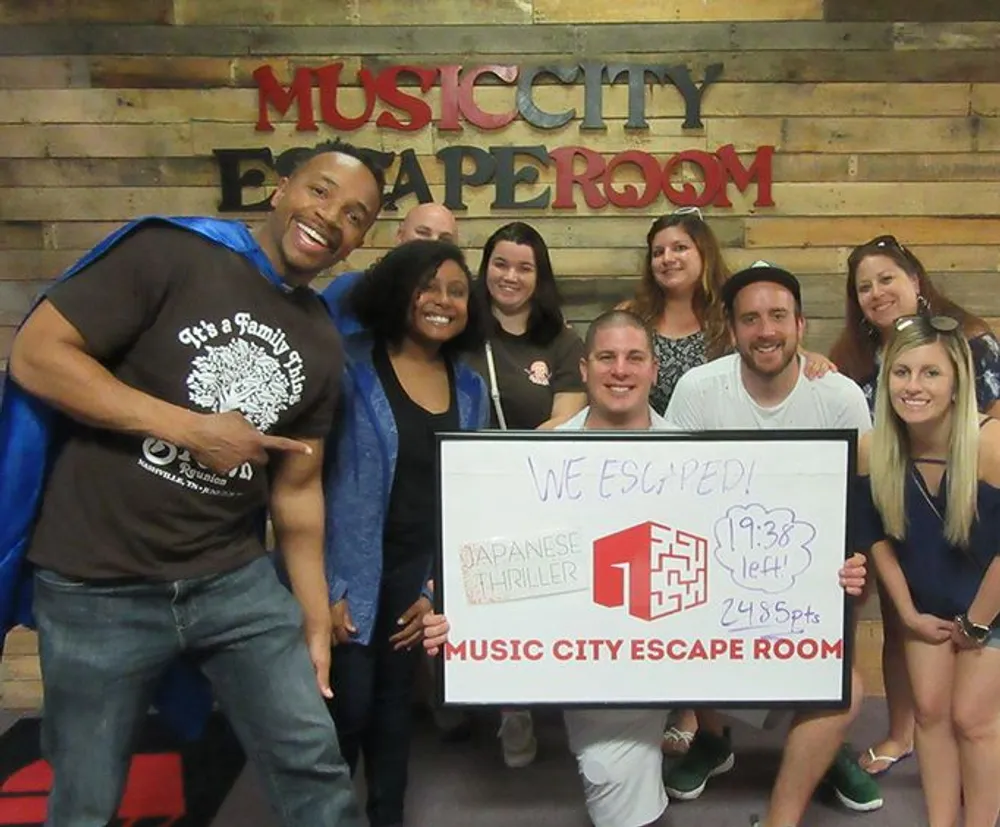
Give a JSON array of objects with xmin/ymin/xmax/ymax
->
[{"xmin": 7, "ymin": 140, "xmax": 391, "ymax": 827}]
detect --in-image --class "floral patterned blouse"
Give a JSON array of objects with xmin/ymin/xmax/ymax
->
[
  {"xmin": 859, "ymin": 331, "xmax": 1000, "ymax": 415},
  {"xmin": 650, "ymin": 330, "xmax": 707, "ymax": 415}
]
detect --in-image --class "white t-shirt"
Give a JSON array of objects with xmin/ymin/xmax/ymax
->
[
  {"xmin": 559, "ymin": 405, "xmax": 676, "ymax": 432},
  {"xmin": 665, "ymin": 353, "xmax": 872, "ymax": 435},
  {"xmin": 557, "ymin": 404, "xmax": 671, "ymax": 827},
  {"xmin": 664, "ymin": 353, "xmax": 869, "ymax": 731}
]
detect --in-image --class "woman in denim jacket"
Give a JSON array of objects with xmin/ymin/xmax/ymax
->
[{"xmin": 323, "ymin": 239, "xmax": 488, "ymax": 827}]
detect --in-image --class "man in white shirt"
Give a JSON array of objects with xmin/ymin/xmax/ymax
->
[
  {"xmin": 561, "ymin": 308, "xmax": 668, "ymax": 432},
  {"xmin": 663, "ymin": 262, "xmax": 881, "ymax": 827},
  {"xmin": 558, "ymin": 308, "xmax": 674, "ymax": 827}
]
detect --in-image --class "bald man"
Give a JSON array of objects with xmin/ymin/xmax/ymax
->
[
  {"xmin": 393, "ymin": 201, "xmax": 457, "ymax": 245},
  {"xmin": 320, "ymin": 202, "xmax": 458, "ymax": 326}
]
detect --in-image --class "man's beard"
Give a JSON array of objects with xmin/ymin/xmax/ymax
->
[{"xmin": 739, "ymin": 340, "xmax": 797, "ymax": 379}]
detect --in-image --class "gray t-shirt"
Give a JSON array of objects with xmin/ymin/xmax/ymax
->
[{"xmin": 557, "ymin": 402, "xmax": 673, "ymax": 827}]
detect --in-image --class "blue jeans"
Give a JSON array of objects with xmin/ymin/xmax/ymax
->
[
  {"xmin": 331, "ymin": 558, "xmax": 425, "ymax": 827},
  {"xmin": 33, "ymin": 555, "xmax": 362, "ymax": 827}
]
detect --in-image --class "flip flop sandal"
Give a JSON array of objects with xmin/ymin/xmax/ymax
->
[
  {"xmin": 661, "ymin": 726, "xmax": 696, "ymax": 755},
  {"xmin": 861, "ymin": 746, "xmax": 913, "ymax": 777}
]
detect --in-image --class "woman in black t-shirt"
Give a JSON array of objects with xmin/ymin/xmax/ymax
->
[
  {"xmin": 467, "ymin": 221, "xmax": 586, "ymax": 432},
  {"xmin": 464, "ymin": 221, "xmax": 586, "ymax": 767}
]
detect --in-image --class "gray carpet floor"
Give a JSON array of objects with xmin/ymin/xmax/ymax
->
[{"xmin": 204, "ymin": 699, "xmax": 927, "ymax": 827}]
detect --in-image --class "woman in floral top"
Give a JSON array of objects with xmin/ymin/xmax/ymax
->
[
  {"xmin": 828, "ymin": 234, "xmax": 1000, "ymax": 778},
  {"xmin": 618, "ymin": 209, "xmax": 732, "ymax": 415},
  {"xmin": 614, "ymin": 209, "xmax": 732, "ymax": 751}
]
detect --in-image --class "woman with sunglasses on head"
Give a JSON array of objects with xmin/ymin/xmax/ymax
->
[
  {"xmin": 463, "ymin": 221, "xmax": 587, "ymax": 768},
  {"xmin": 829, "ymin": 235, "xmax": 1000, "ymax": 777},
  {"xmin": 856, "ymin": 314, "xmax": 1000, "ymax": 827},
  {"xmin": 323, "ymin": 239, "xmax": 489, "ymax": 827},
  {"xmin": 831, "ymin": 235, "xmax": 1000, "ymax": 418},
  {"xmin": 616, "ymin": 207, "xmax": 729, "ymax": 754},
  {"xmin": 618, "ymin": 207, "xmax": 732, "ymax": 417}
]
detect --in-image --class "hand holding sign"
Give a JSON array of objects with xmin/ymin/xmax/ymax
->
[{"xmin": 712, "ymin": 503, "xmax": 816, "ymax": 594}]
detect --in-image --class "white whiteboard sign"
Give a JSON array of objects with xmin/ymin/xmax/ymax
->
[{"xmin": 437, "ymin": 430, "xmax": 855, "ymax": 708}]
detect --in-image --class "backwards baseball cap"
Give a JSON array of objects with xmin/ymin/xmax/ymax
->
[{"xmin": 721, "ymin": 260, "xmax": 802, "ymax": 315}]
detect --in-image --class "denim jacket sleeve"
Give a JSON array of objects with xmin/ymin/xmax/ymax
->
[{"xmin": 323, "ymin": 427, "xmax": 350, "ymax": 604}]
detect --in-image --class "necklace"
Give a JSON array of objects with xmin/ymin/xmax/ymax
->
[{"xmin": 911, "ymin": 464, "xmax": 944, "ymax": 523}]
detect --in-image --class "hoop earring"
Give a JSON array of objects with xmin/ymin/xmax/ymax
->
[{"xmin": 917, "ymin": 294, "xmax": 930, "ymax": 315}]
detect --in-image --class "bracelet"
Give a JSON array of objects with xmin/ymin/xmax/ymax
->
[{"xmin": 956, "ymin": 613, "xmax": 991, "ymax": 646}]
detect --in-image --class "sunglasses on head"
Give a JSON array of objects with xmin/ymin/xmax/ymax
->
[
  {"xmin": 670, "ymin": 206, "xmax": 704, "ymax": 221},
  {"xmin": 893, "ymin": 314, "xmax": 960, "ymax": 335},
  {"xmin": 852, "ymin": 234, "xmax": 911, "ymax": 260},
  {"xmin": 848, "ymin": 234, "xmax": 913, "ymax": 270},
  {"xmin": 869, "ymin": 234, "xmax": 905, "ymax": 251}
]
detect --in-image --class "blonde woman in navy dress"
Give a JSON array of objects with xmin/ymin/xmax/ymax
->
[{"xmin": 857, "ymin": 315, "xmax": 1000, "ymax": 827}]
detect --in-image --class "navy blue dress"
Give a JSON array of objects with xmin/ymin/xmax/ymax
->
[{"xmin": 855, "ymin": 468, "xmax": 1000, "ymax": 622}]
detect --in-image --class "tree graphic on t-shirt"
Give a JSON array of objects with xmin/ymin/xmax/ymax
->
[{"xmin": 187, "ymin": 339, "xmax": 291, "ymax": 430}]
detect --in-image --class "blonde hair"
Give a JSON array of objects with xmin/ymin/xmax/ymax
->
[{"xmin": 869, "ymin": 321, "xmax": 980, "ymax": 546}]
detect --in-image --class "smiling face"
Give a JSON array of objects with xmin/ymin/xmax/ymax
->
[
  {"xmin": 485, "ymin": 240, "xmax": 537, "ymax": 316},
  {"xmin": 854, "ymin": 253, "xmax": 921, "ymax": 335},
  {"xmin": 407, "ymin": 259, "xmax": 470, "ymax": 349},
  {"xmin": 888, "ymin": 340, "xmax": 956, "ymax": 427},
  {"xmin": 263, "ymin": 151, "xmax": 382, "ymax": 286},
  {"xmin": 581, "ymin": 324, "xmax": 657, "ymax": 422},
  {"xmin": 730, "ymin": 281, "xmax": 804, "ymax": 381},
  {"xmin": 649, "ymin": 225, "xmax": 704, "ymax": 297}
]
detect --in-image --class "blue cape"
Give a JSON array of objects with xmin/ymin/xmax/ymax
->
[{"xmin": 0, "ymin": 216, "xmax": 288, "ymax": 739}]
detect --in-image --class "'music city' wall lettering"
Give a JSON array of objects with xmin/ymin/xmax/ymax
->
[
  {"xmin": 212, "ymin": 60, "xmax": 776, "ymax": 213},
  {"xmin": 252, "ymin": 61, "xmax": 720, "ymax": 132}
]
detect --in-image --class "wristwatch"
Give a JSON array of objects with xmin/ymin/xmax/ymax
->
[{"xmin": 956, "ymin": 613, "xmax": 992, "ymax": 646}]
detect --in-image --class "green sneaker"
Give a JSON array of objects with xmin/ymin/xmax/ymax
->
[
  {"xmin": 663, "ymin": 727, "xmax": 735, "ymax": 800},
  {"xmin": 822, "ymin": 744, "xmax": 884, "ymax": 812}
]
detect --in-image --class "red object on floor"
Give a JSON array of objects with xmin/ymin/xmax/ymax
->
[{"xmin": 0, "ymin": 752, "xmax": 186, "ymax": 825}]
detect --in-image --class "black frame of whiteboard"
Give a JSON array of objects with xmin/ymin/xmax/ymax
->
[{"xmin": 433, "ymin": 428, "xmax": 858, "ymax": 711}]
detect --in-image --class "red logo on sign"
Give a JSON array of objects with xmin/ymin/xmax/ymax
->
[{"xmin": 593, "ymin": 521, "xmax": 708, "ymax": 621}]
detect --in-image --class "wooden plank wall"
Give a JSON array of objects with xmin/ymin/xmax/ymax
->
[{"xmin": 2, "ymin": 0, "xmax": 1000, "ymax": 706}]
